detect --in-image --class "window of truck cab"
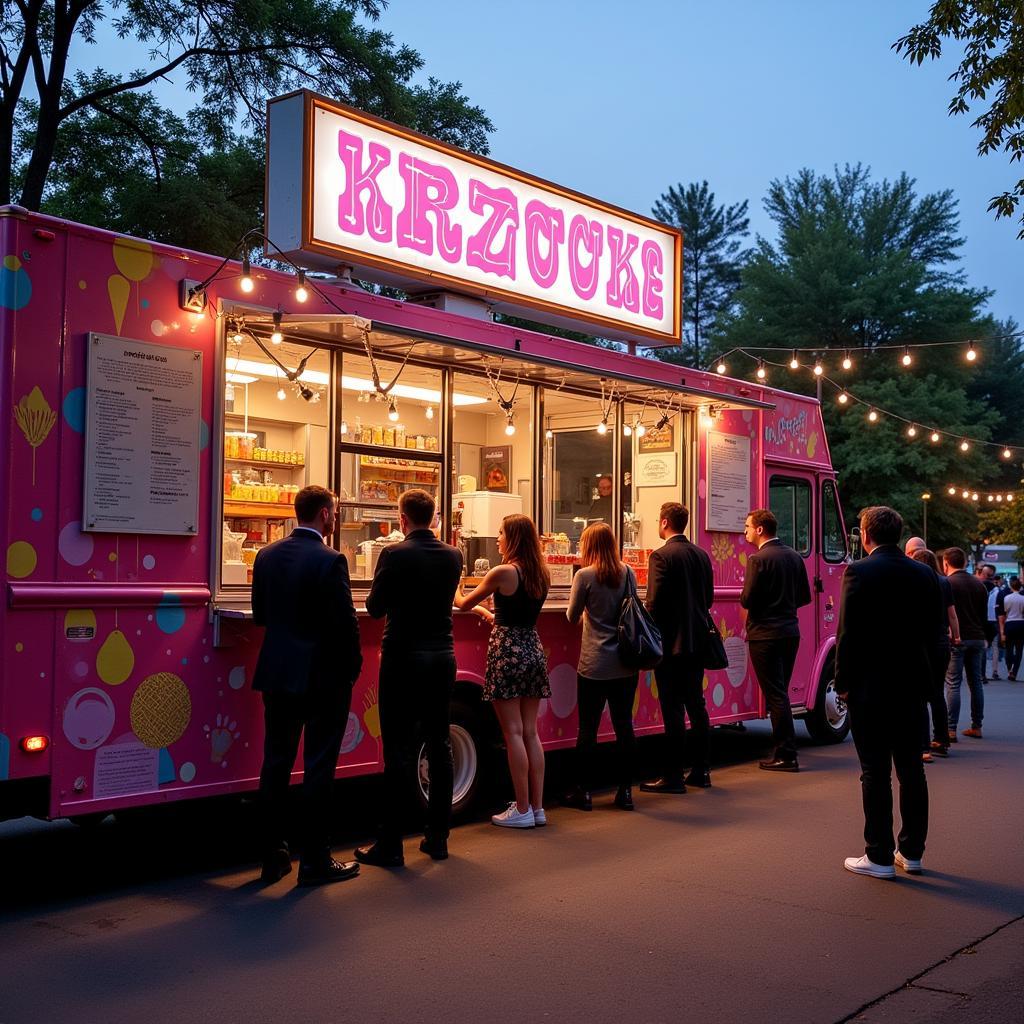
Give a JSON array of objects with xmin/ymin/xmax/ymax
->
[{"xmin": 768, "ymin": 475, "xmax": 812, "ymax": 556}]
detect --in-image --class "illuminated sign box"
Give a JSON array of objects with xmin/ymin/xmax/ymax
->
[{"xmin": 266, "ymin": 91, "xmax": 682, "ymax": 346}]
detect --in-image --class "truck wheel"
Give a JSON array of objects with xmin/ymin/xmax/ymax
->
[
  {"xmin": 414, "ymin": 697, "xmax": 486, "ymax": 818},
  {"xmin": 804, "ymin": 656, "xmax": 850, "ymax": 744}
]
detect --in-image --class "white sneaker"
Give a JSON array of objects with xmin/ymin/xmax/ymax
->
[
  {"xmin": 491, "ymin": 802, "xmax": 535, "ymax": 828},
  {"xmin": 844, "ymin": 855, "xmax": 896, "ymax": 879},
  {"xmin": 532, "ymin": 807, "xmax": 546, "ymax": 826},
  {"xmin": 895, "ymin": 850, "xmax": 923, "ymax": 874}
]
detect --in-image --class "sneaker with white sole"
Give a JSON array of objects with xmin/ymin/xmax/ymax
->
[
  {"xmin": 895, "ymin": 850, "xmax": 923, "ymax": 874},
  {"xmin": 491, "ymin": 802, "xmax": 535, "ymax": 828},
  {"xmin": 532, "ymin": 807, "xmax": 546, "ymax": 826},
  {"xmin": 844, "ymin": 854, "xmax": 896, "ymax": 879}
]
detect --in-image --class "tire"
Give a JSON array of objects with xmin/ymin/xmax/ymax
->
[
  {"xmin": 69, "ymin": 812, "xmax": 110, "ymax": 828},
  {"xmin": 414, "ymin": 696, "xmax": 487, "ymax": 818},
  {"xmin": 804, "ymin": 655, "xmax": 850, "ymax": 743}
]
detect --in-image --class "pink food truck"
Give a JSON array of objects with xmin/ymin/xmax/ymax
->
[{"xmin": 0, "ymin": 91, "xmax": 851, "ymax": 824}]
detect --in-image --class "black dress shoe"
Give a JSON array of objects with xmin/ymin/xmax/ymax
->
[
  {"xmin": 684, "ymin": 770, "xmax": 712, "ymax": 789},
  {"xmin": 419, "ymin": 837, "xmax": 449, "ymax": 860},
  {"xmin": 639, "ymin": 777, "xmax": 687, "ymax": 794},
  {"xmin": 295, "ymin": 858, "xmax": 360, "ymax": 887},
  {"xmin": 614, "ymin": 785, "xmax": 634, "ymax": 810},
  {"xmin": 759, "ymin": 758, "xmax": 799, "ymax": 773},
  {"xmin": 259, "ymin": 846, "xmax": 292, "ymax": 884},
  {"xmin": 562, "ymin": 787, "xmax": 593, "ymax": 811},
  {"xmin": 354, "ymin": 842, "xmax": 405, "ymax": 867}
]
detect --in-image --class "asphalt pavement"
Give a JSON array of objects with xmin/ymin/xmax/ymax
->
[{"xmin": 1, "ymin": 682, "xmax": 1021, "ymax": 1024}]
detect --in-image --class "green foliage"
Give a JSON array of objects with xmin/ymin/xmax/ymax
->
[
  {"xmin": 651, "ymin": 181, "xmax": 749, "ymax": 367},
  {"xmin": 894, "ymin": 3, "xmax": 1024, "ymax": 237},
  {"xmin": 979, "ymin": 498, "xmax": 1024, "ymax": 550}
]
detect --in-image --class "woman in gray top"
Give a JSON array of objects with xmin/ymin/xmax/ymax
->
[{"xmin": 564, "ymin": 523, "xmax": 639, "ymax": 811}]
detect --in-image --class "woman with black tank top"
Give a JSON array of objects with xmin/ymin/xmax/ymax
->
[{"xmin": 455, "ymin": 514, "xmax": 551, "ymax": 828}]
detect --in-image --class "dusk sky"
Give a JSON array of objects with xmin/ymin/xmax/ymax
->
[{"xmin": 81, "ymin": 1, "xmax": 1021, "ymax": 331}]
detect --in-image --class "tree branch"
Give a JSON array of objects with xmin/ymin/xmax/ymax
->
[{"xmin": 89, "ymin": 99, "xmax": 164, "ymax": 189}]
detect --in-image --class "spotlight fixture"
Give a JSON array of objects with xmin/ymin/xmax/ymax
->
[
  {"xmin": 756, "ymin": 359, "xmax": 767, "ymax": 380},
  {"xmin": 294, "ymin": 270, "xmax": 309, "ymax": 303},
  {"xmin": 387, "ymin": 399, "xmax": 400, "ymax": 422},
  {"xmin": 901, "ymin": 346, "xmax": 912, "ymax": 367},
  {"xmin": 842, "ymin": 351, "xmax": 852, "ymax": 371},
  {"xmin": 789, "ymin": 350, "xmax": 799, "ymax": 370},
  {"xmin": 239, "ymin": 254, "xmax": 254, "ymax": 294},
  {"xmin": 271, "ymin": 310, "xmax": 283, "ymax": 345},
  {"xmin": 966, "ymin": 341, "xmax": 977, "ymax": 362}
]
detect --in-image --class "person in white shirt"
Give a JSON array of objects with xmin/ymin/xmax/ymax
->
[
  {"xmin": 998, "ymin": 578, "xmax": 1024, "ymax": 680},
  {"xmin": 987, "ymin": 583, "xmax": 1004, "ymax": 680}
]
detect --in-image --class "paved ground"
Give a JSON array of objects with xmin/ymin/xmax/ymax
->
[{"xmin": 1, "ymin": 683, "xmax": 1021, "ymax": 1024}]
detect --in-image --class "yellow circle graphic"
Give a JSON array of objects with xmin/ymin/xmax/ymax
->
[
  {"xmin": 7, "ymin": 540, "xmax": 37, "ymax": 578},
  {"xmin": 112, "ymin": 238, "xmax": 154, "ymax": 282},
  {"xmin": 130, "ymin": 672, "xmax": 191, "ymax": 749},
  {"xmin": 3, "ymin": 255, "xmax": 21, "ymax": 271},
  {"xmin": 96, "ymin": 628, "xmax": 135, "ymax": 685}
]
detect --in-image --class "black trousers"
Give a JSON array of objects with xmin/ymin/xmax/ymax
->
[
  {"xmin": 748, "ymin": 637, "xmax": 800, "ymax": 761},
  {"xmin": 575, "ymin": 674, "xmax": 639, "ymax": 788},
  {"xmin": 653, "ymin": 654, "xmax": 710, "ymax": 779},
  {"xmin": 378, "ymin": 651, "xmax": 456, "ymax": 849},
  {"xmin": 850, "ymin": 699, "xmax": 928, "ymax": 864},
  {"xmin": 923, "ymin": 642, "xmax": 951, "ymax": 749},
  {"xmin": 1005, "ymin": 620, "xmax": 1024, "ymax": 678},
  {"xmin": 259, "ymin": 685, "xmax": 352, "ymax": 866}
]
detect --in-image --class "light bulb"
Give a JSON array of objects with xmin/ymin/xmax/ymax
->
[
  {"xmin": 948, "ymin": 486, "xmax": 956, "ymax": 495},
  {"xmin": 505, "ymin": 415, "xmax": 516, "ymax": 436},
  {"xmin": 868, "ymin": 408, "xmax": 878, "ymax": 422},
  {"xmin": 623, "ymin": 423, "xmax": 633, "ymax": 437},
  {"xmin": 240, "ymin": 254, "xmax": 254, "ymax": 293},
  {"xmin": 1003, "ymin": 448, "xmax": 1012, "ymax": 459},
  {"xmin": 224, "ymin": 382, "xmax": 235, "ymax": 403},
  {"xmin": 271, "ymin": 310, "xmax": 283, "ymax": 345},
  {"xmin": 596, "ymin": 419, "xmax": 608, "ymax": 435},
  {"xmin": 901, "ymin": 347, "xmax": 912, "ymax": 367},
  {"xmin": 988, "ymin": 495, "xmax": 995, "ymax": 502},
  {"xmin": 635, "ymin": 422, "xmax": 646, "ymax": 438},
  {"xmin": 966, "ymin": 342, "xmax": 977, "ymax": 362},
  {"xmin": 1008, "ymin": 494, "xmax": 1015, "ymax": 502},
  {"xmin": 756, "ymin": 360, "xmax": 766, "ymax": 380},
  {"xmin": 232, "ymin": 331, "xmax": 243, "ymax": 344},
  {"xmin": 716, "ymin": 361, "xmax": 727, "ymax": 374},
  {"xmin": 996, "ymin": 494, "xmax": 1003, "ymax": 502},
  {"xmin": 962, "ymin": 490, "xmax": 970, "ymax": 499},
  {"xmin": 907, "ymin": 424, "xmax": 917, "ymax": 438},
  {"xmin": 789, "ymin": 350, "xmax": 799, "ymax": 370},
  {"xmin": 425, "ymin": 406, "xmax": 434, "ymax": 421},
  {"xmin": 930, "ymin": 431, "xmax": 940, "ymax": 443},
  {"xmin": 276, "ymin": 387, "xmax": 287, "ymax": 401},
  {"xmin": 842, "ymin": 351, "xmax": 852, "ymax": 370},
  {"xmin": 545, "ymin": 429, "xmax": 553, "ymax": 440},
  {"xmin": 388, "ymin": 400, "xmax": 399, "ymax": 422},
  {"xmin": 838, "ymin": 391, "xmax": 849, "ymax": 405},
  {"xmin": 960, "ymin": 439, "xmax": 969, "ymax": 452},
  {"xmin": 340, "ymin": 420, "xmax": 348, "ymax": 436},
  {"xmin": 972, "ymin": 493, "xmax": 979, "ymax": 501},
  {"xmin": 295, "ymin": 270, "xmax": 309, "ymax": 303},
  {"xmin": 813, "ymin": 361, "xmax": 823, "ymax": 376}
]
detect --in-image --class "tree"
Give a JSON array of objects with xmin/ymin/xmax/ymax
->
[
  {"xmin": 651, "ymin": 181, "xmax": 749, "ymax": 367},
  {"xmin": 1, "ymin": 0, "xmax": 494, "ymax": 210},
  {"xmin": 979, "ymin": 496, "xmax": 1024, "ymax": 551},
  {"xmin": 894, "ymin": 3, "xmax": 1024, "ymax": 237}
]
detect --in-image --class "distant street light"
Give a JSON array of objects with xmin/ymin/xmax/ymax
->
[{"xmin": 921, "ymin": 492, "xmax": 931, "ymax": 547}]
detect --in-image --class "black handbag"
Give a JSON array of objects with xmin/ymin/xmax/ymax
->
[
  {"xmin": 618, "ymin": 570, "xmax": 664, "ymax": 669},
  {"xmin": 703, "ymin": 612, "xmax": 729, "ymax": 670}
]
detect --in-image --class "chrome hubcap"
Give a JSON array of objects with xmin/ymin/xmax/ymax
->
[
  {"xmin": 417, "ymin": 723, "xmax": 478, "ymax": 807},
  {"xmin": 824, "ymin": 679, "xmax": 847, "ymax": 730}
]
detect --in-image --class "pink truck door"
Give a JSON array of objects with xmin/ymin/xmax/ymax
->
[{"xmin": 767, "ymin": 471, "xmax": 816, "ymax": 707}]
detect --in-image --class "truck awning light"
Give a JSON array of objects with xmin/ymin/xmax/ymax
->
[{"xmin": 20, "ymin": 735, "xmax": 49, "ymax": 753}]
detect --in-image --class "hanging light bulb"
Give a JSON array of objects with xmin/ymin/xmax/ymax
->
[
  {"xmin": 1003, "ymin": 448, "xmax": 1012, "ymax": 459},
  {"xmin": 635, "ymin": 421, "xmax": 646, "ymax": 438},
  {"xmin": 505, "ymin": 413, "xmax": 516, "ymax": 437},
  {"xmin": 907, "ymin": 424, "xmax": 917, "ymax": 438},
  {"xmin": 960, "ymin": 439, "xmax": 970, "ymax": 452},
  {"xmin": 867, "ymin": 408, "xmax": 878, "ymax": 422},
  {"xmin": 948, "ymin": 486, "xmax": 957, "ymax": 495},
  {"xmin": 756, "ymin": 359, "xmax": 766, "ymax": 380},
  {"xmin": 988, "ymin": 494, "xmax": 995, "ymax": 502},
  {"xmin": 789, "ymin": 350, "xmax": 799, "ymax": 370},
  {"xmin": 965, "ymin": 341, "xmax": 977, "ymax": 362},
  {"xmin": 700, "ymin": 406, "xmax": 715, "ymax": 429},
  {"xmin": 813, "ymin": 359, "xmax": 823, "ymax": 377},
  {"xmin": 901, "ymin": 346, "xmax": 912, "ymax": 367},
  {"xmin": 971, "ymin": 492, "xmax": 979, "ymax": 501},
  {"xmin": 623, "ymin": 422, "xmax": 633, "ymax": 437},
  {"xmin": 716, "ymin": 360, "xmax": 727, "ymax": 375},
  {"xmin": 930, "ymin": 431, "xmax": 940, "ymax": 443},
  {"xmin": 545, "ymin": 429, "xmax": 553, "ymax": 440},
  {"xmin": 596, "ymin": 418, "xmax": 608, "ymax": 435},
  {"xmin": 996, "ymin": 494, "xmax": 1004, "ymax": 502},
  {"xmin": 837, "ymin": 390, "xmax": 849, "ymax": 405},
  {"xmin": 271, "ymin": 309, "xmax": 283, "ymax": 345},
  {"xmin": 232, "ymin": 329, "xmax": 243, "ymax": 344},
  {"xmin": 276, "ymin": 386, "xmax": 287, "ymax": 401},
  {"xmin": 340, "ymin": 420, "xmax": 348, "ymax": 436},
  {"xmin": 842, "ymin": 350, "xmax": 852, "ymax": 371},
  {"xmin": 1007, "ymin": 493, "xmax": 1015, "ymax": 502},
  {"xmin": 294, "ymin": 270, "xmax": 309, "ymax": 303},
  {"xmin": 425, "ymin": 406, "xmax": 435, "ymax": 421},
  {"xmin": 387, "ymin": 398, "xmax": 399, "ymax": 422},
  {"xmin": 224, "ymin": 381, "xmax": 235, "ymax": 403},
  {"xmin": 962, "ymin": 490, "xmax": 970, "ymax": 499},
  {"xmin": 239, "ymin": 254, "xmax": 254, "ymax": 293}
]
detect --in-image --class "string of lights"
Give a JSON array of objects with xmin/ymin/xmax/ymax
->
[{"xmin": 941, "ymin": 487, "xmax": 1016, "ymax": 504}]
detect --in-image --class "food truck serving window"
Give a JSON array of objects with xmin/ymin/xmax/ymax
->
[{"xmin": 769, "ymin": 476, "xmax": 812, "ymax": 556}]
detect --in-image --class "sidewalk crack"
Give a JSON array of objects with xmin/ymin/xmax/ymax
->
[{"xmin": 909, "ymin": 982, "xmax": 970, "ymax": 998}]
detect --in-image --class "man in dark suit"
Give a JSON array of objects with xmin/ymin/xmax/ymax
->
[
  {"xmin": 740, "ymin": 508, "xmax": 812, "ymax": 772},
  {"xmin": 641, "ymin": 501, "xmax": 715, "ymax": 793},
  {"xmin": 356, "ymin": 488, "xmax": 464, "ymax": 866},
  {"xmin": 837, "ymin": 506, "xmax": 942, "ymax": 879},
  {"xmin": 252, "ymin": 485, "xmax": 362, "ymax": 887}
]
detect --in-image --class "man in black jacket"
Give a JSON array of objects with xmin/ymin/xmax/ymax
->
[
  {"xmin": 641, "ymin": 502, "xmax": 715, "ymax": 793},
  {"xmin": 356, "ymin": 488, "xmax": 464, "ymax": 866},
  {"xmin": 740, "ymin": 508, "xmax": 812, "ymax": 772},
  {"xmin": 837, "ymin": 506, "xmax": 942, "ymax": 879},
  {"xmin": 252, "ymin": 485, "xmax": 362, "ymax": 887}
]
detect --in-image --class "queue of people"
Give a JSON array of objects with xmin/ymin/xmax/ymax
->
[{"xmin": 250, "ymin": 484, "xmax": 980, "ymax": 889}]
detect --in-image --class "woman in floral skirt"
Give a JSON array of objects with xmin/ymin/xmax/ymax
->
[{"xmin": 455, "ymin": 514, "xmax": 551, "ymax": 828}]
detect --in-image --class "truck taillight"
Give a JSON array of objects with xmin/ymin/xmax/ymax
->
[{"xmin": 19, "ymin": 735, "xmax": 49, "ymax": 753}]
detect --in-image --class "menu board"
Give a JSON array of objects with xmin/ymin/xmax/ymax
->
[
  {"xmin": 706, "ymin": 432, "xmax": 751, "ymax": 532},
  {"xmin": 83, "ymin": 334, "xmax": 202, "ymax": 535}
]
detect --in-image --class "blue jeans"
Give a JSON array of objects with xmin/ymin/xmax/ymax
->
[{"xmin": 945, "ymin": 639, "xmax": 985, "ymax": 731}]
